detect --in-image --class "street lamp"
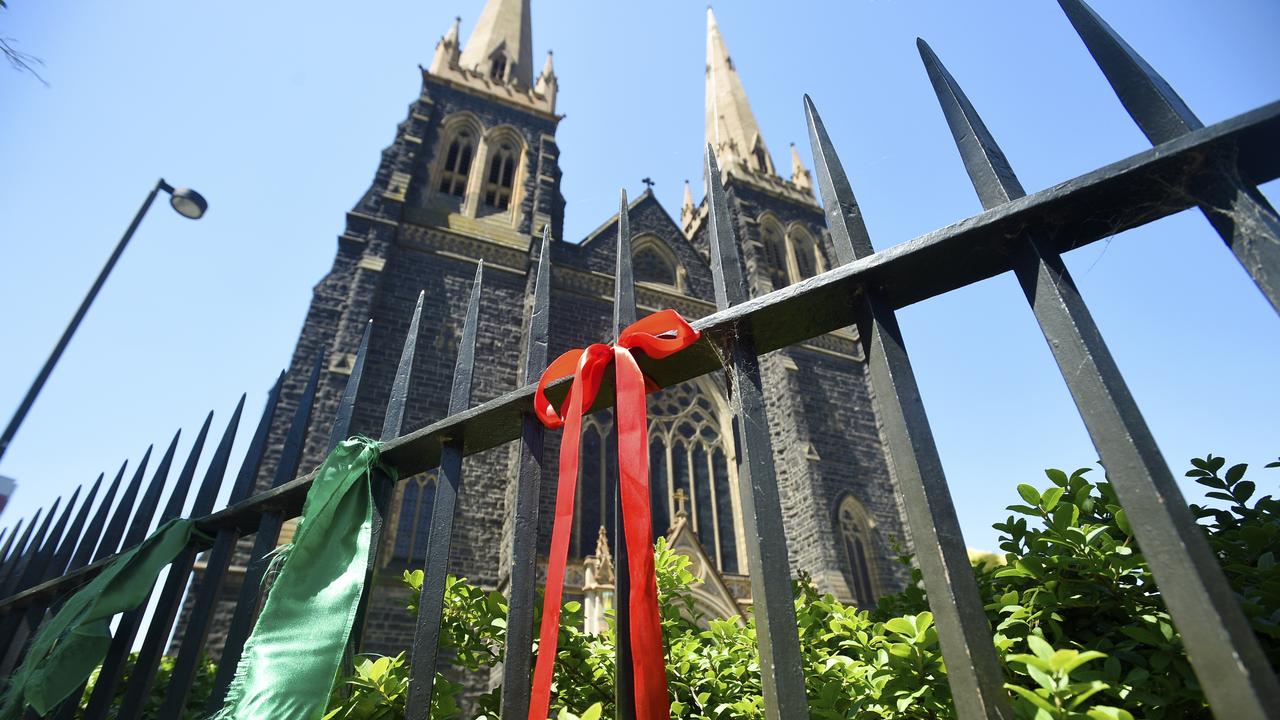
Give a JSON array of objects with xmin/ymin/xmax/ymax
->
[{"xmin": 0, "ymin": 178, "xmax": 208, "ymax": 464}]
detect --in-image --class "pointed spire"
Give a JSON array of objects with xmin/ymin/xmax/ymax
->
[
  {"xmin": 444, "ymin": 15, "xmax": 461, "ymax": 46},
  {"xmin": 430, "ymin": 16, "xmax": 463, "ymax": 74},
  {"xmin": 681, "ymin": 179, "xmax": 696, "ymax": 228},
  {"xmin": 789, "ymin": 143, "xmax": 813, "ymax": 194},
  {"xmin": 706, "ymin": 7, "xmax": 773, "ymax": 177},
  {"xmin": 534, "ymin": 50, "xmax": 558, "ymax": 111},
  {"xmin": 459, "ymin": 0, "xmax": 534, "ymax": 88}
]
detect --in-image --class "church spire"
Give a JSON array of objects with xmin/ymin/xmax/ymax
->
[
  {"xmin": 705, "ymin": 7, "xmax": 774, "ymax": 177},
  {"xmin": 430, "ymin": 16, "xmax": 462, "ymax": 74},
  {"xmin": 459, "ymin": 0, "xmax": 534, "ymax": 88},
  {"xmin": 681, "ymin": 179, "xmax": 696, "ymax": 228},
  {"xmin": 789, "ymin": 143, "xmax": 813, "ymax": 194}
]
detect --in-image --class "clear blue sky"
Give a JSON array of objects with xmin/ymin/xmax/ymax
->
[{"xmin": 1, "ymin": 0, "xmax": 1277, "ymax": 555}]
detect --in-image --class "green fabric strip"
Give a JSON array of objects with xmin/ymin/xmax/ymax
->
[
  {"xmin": 211, "ymin": 437, "xmax": 386, "ymax": 720},
  {"xmin": 0, "ymin": 517, "xmax": 198, "ymax": 719}
]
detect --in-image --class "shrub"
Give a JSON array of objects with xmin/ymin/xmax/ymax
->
[{"xmin": 322, "ymin": 454, "xmax": 1278, "ymax": 719}]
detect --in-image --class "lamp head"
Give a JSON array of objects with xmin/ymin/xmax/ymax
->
[{"xmin": 169, "ymin": 187, "xmax": 208, "ymax": 219}]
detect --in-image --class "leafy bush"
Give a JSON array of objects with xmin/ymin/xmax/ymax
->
[
  {"xmin": 324, "ymin": 455, "xmax": 1279, "ymax": 719},
  {"xmin": 74, "ymin": 652, "xmax": 218, "ymax": 719}
]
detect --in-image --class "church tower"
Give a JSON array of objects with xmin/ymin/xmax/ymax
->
[
  {"xmin": 185, "ymin": 0, "xmax": 567, "ymax": 660},
  {"xmin": 686, "ymin": 8, "xmax": 909, "ymax": 605}
]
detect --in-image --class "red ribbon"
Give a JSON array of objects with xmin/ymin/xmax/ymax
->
[{"xmin": 527, "ymin": 309, "xmax": 700, "ymax": 720}]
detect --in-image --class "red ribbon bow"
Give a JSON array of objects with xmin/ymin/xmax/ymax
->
[{"xmin": 528, "ymin": 309, "xmax": 700, "ymax": 720}]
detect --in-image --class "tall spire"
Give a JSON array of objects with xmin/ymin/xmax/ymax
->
[
  {"xmin": 706, "ymin": 8, "xmax": 774, "ymax": 177},
  {"xmin": 430, "ymin": 16, "xmax": 462, "ymax": 74},
  {"xmin": 789, "ymin": 143, "xmax": 813, "ymax": 194},
  {"xmin": 681, "ymin": 179, "xmax": 696, "ymax": 228},
  {"xmin": 459, "ymin": 0, "xmax": 534, "ymax": 88}
]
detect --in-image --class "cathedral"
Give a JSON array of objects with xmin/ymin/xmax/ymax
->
[{"xmin": 184, "ymin": 0, "xmax": 911, "ymax": 661}]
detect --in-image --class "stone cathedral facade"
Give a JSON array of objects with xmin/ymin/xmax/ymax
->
[{"xmin": 183, "ymin": 0, "xmax": 911, "ymax": 661}]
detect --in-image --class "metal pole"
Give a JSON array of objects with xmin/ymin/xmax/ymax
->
[{"xmin": 0, "ymin": 179, "xmax": 169, "ymax": 463}]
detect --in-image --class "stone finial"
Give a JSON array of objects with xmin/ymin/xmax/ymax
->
[
  {"xmin": 674, "ymin": 488, "xmax": 690, "ymax": 519},
  {"xmin": 705, "ymin": 7, "xmax": 774, "ymax": 178},
  {"xmin": 790, "ymin": 143, "xmax": 813, "ymax": 194},
  {"xmin": 430, "ymin": 15, "xmax": 463, "ymax": 74},
  {"xmin": 681, "ymin": 179, "xmax": 696, "ymax": 227},
  {"xmin": 535, "ymin": 50, "xmax": 558, "ymax": 111}
]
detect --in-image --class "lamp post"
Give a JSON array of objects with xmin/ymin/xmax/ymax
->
[{"xmin": 0, "ymin": 178, "xmax": 207, "ymax": 464}]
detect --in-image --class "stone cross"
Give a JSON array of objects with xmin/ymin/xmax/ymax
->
[
  {"xmin": 673, "ymin": 488, "xmax": 689, "ymax": 518},
  {"xmin": 641, "ymin": 177, "xmax": 655, "ymax": 191}
]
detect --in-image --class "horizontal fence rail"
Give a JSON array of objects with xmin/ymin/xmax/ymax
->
[{"xmin": 1, "ymin": 2, "xmax": 1278, "ymax": 718}]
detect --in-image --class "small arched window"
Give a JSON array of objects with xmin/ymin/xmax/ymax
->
[
  {"xmin": 392, "ymin": 471, "xmax": 439, "ymax": 565},
  {"xmin": 437, "ymin": 130, "xmax": 475, "ymax": 199},
  {"xmin": 633, "ymin": 240, "xmax": 678, "ymax": 288},
  {"xmin": 489, "ymin": 54, "xmax": 507, "ymax": 83},
  {"xmin": 753, "ymin": 145, "xmax": 768, "ymax": 173},
  {"xmin": 789, "ymin": 228, "xmax": 822, "ymax": 280},
  {"xmin": 760, "ymin": 220, "xmax": 789, "ymax": 290},
  {"xmin": 836, "ymin": 495, "xmax": 877, "ymax": 607},
  {"xmin": 483, "ymin": 141, "xmax": 517, "ymax": 211}
]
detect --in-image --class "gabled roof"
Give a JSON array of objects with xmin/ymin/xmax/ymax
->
[{"xmin": 665, "ymin": 511, "xmax": 745, "ymax": 623}]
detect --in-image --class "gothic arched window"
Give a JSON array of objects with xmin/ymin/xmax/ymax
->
[
  {"xmin": 489, "ymin": 53, "xmax": 507, "ymax": 83},
  {"xmin": 483, "ymin": 141, "xmax": 517, "ymax": 211},
  {"xmin": 760, "ymin": 219, "xmax": 789, "ymax": 290},
  {"xmin": 836, "ymin": 494, "xmax": 878, "ymax": 607},
  {"xmin": 633, "ymin": 238, "xmax": 679, "ymax": 288},
  {"xmin": 574, "ymin": 380, "xmax": 740, "ymax": 574},
  {"xmin": 437, "ymin": 129, "xmax": 475, "ymax": 199},
  {"xmin": 392, "ymin": 471, "xmax": 439, "ymax": 565},
  {"xmin": 789, "ymin": 227, "xmax": 822, "ymax": 280}
]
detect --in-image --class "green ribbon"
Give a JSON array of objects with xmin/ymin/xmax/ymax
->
[
  {"xmin": 211, "ymin": 436, "xmax": 388, "ymax": 720},
  {"xmin": 0, "ymin": 517, "xmax": 199, "ymax": 719}
]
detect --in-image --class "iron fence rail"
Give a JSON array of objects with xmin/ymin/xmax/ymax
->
[{"xmin": 2, "ymin": 2, "xmax": 1279, "ymax": 718}]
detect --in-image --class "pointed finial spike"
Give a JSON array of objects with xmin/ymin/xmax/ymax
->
[
  {"xmin": 917, "ymin": 38, "xmax": 1025, "ymax": 208},
  {"xmin": 804, "ymin": 93, "xmax": 873, "ymax": 264}
]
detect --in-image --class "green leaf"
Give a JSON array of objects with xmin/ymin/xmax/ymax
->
[
  {"xmin": 1018, "ymin": 484, "xmax": 1041, "ymax": 506},
  {"xmin": 1234, "ymin": 480, "xmax": 1256, "ymax": 502},
  {"xmin": 883, "ymin": 617, "xmax": 915, "ymax": 636},
  {"xmin": 1040, "ymin": 487, "xmax": 1064, "ymax": 511},
  {"xmin": 1087, "ymin": 707, "xmax": 1135, "ymax": 720},
  {"xmin": 1114, "ymin": 508, "xmax": 1132, "ymax": 536},
  {"xmin": 1225, "ymin": 463, "xmax": 1248, "ymax": 484},
  {"xmin": 1005, "ymin": 684, "xmax": 1056, "ymax": 713},
  {"xmin": 1026, "ymin": 635, "xmax": 1054, "ymax": 662}
]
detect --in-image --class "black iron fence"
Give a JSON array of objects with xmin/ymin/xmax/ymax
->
[{"xmin": 2, "ymin": 1, "xmax": 1278, "ymax": 718}]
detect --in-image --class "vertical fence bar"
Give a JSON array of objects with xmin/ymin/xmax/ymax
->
[
  {"xmin": 1057, "ymin": 0, "xmax": 1280, "ymax": 313},
  {"xmin": 47, "ymin": 475, "xmax": 102, "ymax": 578},
  {"xmin": 329, "ymin": 321, "xmax": 373, "ymax": 452},
  {"xmin": 83, "ymin": 426, "xmax": 192, "ymax": 720},
  {"xmin": 405, "ymin": 261, "xmax": 483, "ymax": 719},
  {"xmin": 203, "ymin": 355, "xmax": 324, "ymax": 714},
  {"xmin": 612, "ymin": 189, "xmax": 638, "ymax": 720},
  {"xmin": 71, "ymin": 463, "xmax": 128, "ymax": 570},
  {"xmin": 918, "ymin": 39, "xmax": 1280, "ymax": 718},
  {"xmin": 48, "ymin": 456, "xmax": 145, "ymax": 720},
  {"xmin": 159, "ymin": 374, "xmax": 282, "ymax": 718},
  {"xmin": 348, "ymin": 293, "xmax": 423, "ymax": 654},
  {"xmin": 322, "ymin": 317, "xmax": 373, "ymax": 661},
  {"xmin": 118, "ymin": 400, "xmax": 245, "ymax": 720},
  {"xmin": 0, "ymin": 490, "xmax": 75, "ymax": 673},
  {"xmin": 804, "ymin": 95, "xmax": 1015, "ymax": 720},
  {"xmin": 0, "ymin": 499, "xmax": 56, "ymax": 661},
  {"xmin": 96, "ymin": 449, "xmax": 152, "ymax": 561},
  {"xmin": 704, "ymin": 147, "xmax": 810, "ymax": 720},
  {"xmin": 0, "ymin": 517, "xmax": 24, "ymax": 578},
  {"xmin": 499, "ymin": 227, "xmax": 552, "ymax": 719}
]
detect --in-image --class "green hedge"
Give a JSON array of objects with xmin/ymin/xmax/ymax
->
[{"xmin": 323, "ymin": 453, "xmax": 1279, "ymax": 720}]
